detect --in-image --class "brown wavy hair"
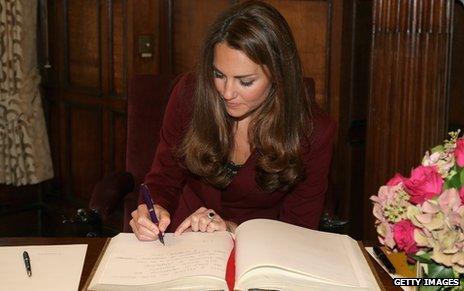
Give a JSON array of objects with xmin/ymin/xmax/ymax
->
[{"xmin": 178, "ymin": 0, "xmax": 313, "ymax": 192}]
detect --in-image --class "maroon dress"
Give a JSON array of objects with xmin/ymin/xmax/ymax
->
[{"xmin": 143, "ymin": 73, "xmax": 336, "ymax": 232}]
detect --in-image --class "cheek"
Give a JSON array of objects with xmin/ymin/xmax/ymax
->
[
  {"xmin": 240, "ymin": 84, "xmax": 271, "ymax": 105},
  {"xmin": 213, "ymin": 79, "xmax": 224, "ymax": 94}
]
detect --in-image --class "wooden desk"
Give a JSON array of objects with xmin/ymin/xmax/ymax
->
[
  {"xmin": 0, "ymin": 237, "xmax": 108, "ymax": 290},
  {"xmin": 0, "ymin": 237, "xmax": 400, "ymax": 290}
]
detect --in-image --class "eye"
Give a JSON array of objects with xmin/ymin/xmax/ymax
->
[
  {"xmin": 240, "ymin": 80, "xmax": 254, "ymax": 87},
  {"xmin": 213, "ymin": 70, "xmax": 224, "ymax": 79}
]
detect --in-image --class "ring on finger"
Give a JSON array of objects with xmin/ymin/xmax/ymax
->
[{"xmin": 207, "ymin": 211, "xmax": 215, "ymax": 221}]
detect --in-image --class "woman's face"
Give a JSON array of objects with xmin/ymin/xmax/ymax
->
[{"xmin": 213, "ymin": 42, "xmax": 272, "ymax": 120}]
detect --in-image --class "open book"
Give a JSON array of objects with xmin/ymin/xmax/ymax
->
[{"xmin": 86, "ymin": 219, "xmax": 380, "ymax": 291}]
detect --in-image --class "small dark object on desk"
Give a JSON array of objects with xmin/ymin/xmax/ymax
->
[
  {"xmin": 373, "ymin": 245, "xmax": 396, "ymax": 274},
  {"xmin": 23, "ymin": 251, "xmax": 32, "ymax": 277},
  {"xmin": 61, "ymin": 208, "xmax": 102, "ymax": 237}
]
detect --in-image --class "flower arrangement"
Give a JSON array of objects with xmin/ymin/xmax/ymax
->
[{"xmin": 371, "ymin": 131, "xmax": 464, "ymax": 283}]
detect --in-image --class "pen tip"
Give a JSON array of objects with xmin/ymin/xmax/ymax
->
[
  {"xmin": 27, "ymin": 271, "xmax": 32, "ymax": 277},
  {"xmin": 159, "ymin": 236, "xmax": 165, "ymax": 245}
]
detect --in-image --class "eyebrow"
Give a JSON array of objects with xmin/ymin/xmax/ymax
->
[{"xmin": 213, "ymin": 66, "xmax": 257, "ymax": 78}]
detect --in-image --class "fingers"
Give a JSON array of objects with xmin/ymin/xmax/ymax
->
[
  {"xmin": 130, "ymin": 218, "xmax": 155, "ymax": 241},
  {"xmin": 174, "ymin": 207, "xmax": 206, "ymax": 235},
  {"xmin": 130, "ymin": 204, "xmax": 170, "ymax": 241},
  {"xmin": 175, "ymin": 215, "xmax": 193, "ymax": 236},
  {"xmin": 206, "ymin": 221, "xmax": 220, "ymax": 233},
  {"xmin": 155, "ymin": 205, "xmax": 171, "ymax": 232},
  {"xmin": 175, "ymin": 208, "xmax": 226, "ymax": 236}
]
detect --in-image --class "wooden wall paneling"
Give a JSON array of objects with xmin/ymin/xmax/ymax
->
[
  {"xmin": 113, "ymin": 0, "xmax": 125, "ymax": 95},
  {"xmin": 0, "ymin": 184, "xmax": 41, "ymax": 236},
  {"xmin": 363, "ymin": 0, "xmax": 453, "ymax": 240},
  {"xmin": 264, "ymin": 0, "xmax": 330, "ymax": 109},
  {"xmin": 449, "ymin": 2, "xmax": 464, "ymax": 130},
  {"xmin": 172, "ymin": 0, "xmax": 232, "ymax": 74},
  {"xmin": 101, "ymin": 0, "xmax": 111, "ymax": 95},
  {"xmin": 126, "ymin": 0, "xmax": 134, "ymax": 78},
  {"xmin": 158, "ymin": 0, "xmax": 172, "ymax": 74},
  {"xmin": 113, "ymin": 112, "xmax": 127, "ymax": 172},
  {"xmin": 129, "ymin": 0, "xmax": 159, "ymax": 76},
  {"xmin": 40, "ymin": 0, "xmax": 128, "ymax": 208},
  {"xmin": 102, "ymin": 110, "xmax": 113, "ymax": 174},
  {"xmin": 67, "ymin": 0, "xmax": 101, "ymax": 90},
  {"xmin": 343, "ymin": 0, "xmax": 372, "ymax": 239},
  {"xmin": 101, "ymin": 109, "xmax": 127, "ymax": 175},
  {"xmin": 38, "ymin": 0, "xmax": 54, "ymax": 84},
  {"xmin": 59, "ymin": 97, "xmax": 71, "ymax": 197},
  {"xmin": 69, "ymin": 105, "xmax": 103, "ymax": 201}
]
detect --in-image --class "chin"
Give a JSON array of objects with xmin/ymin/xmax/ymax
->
[
  {"xmin": 226, "ymin": 109, "xmax": 250, "ymax": 120},
  {"xmin": 226, "ymin": 111, "xmax": 244, "ymax": 119}
]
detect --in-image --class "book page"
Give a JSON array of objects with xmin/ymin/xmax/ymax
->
[
  {"xmin": 0, "ymin": 244, "xmax": 87, "ymax": 291},
  {"xmin": 91, "ymin": 232, "xmax": 234, "ymax": 287},
  {"xmin": 235, "ymin": 219, "xmax": 377, "ymax": 288}
]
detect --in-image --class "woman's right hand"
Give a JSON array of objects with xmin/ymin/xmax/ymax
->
[{"xmin": 129, "ymin": 204, "xmax": 171, "ymax": 241}]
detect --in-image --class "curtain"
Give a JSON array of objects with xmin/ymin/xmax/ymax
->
[{"xmin": 0, "ymin": 0, "xmax": 53, "ymax": 185}]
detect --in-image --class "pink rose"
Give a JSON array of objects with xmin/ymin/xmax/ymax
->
[
  {"xmin": 386, "ymin": 173, "xmax": 405, "ymax": 186},
  {"xmin": 393, "ymin": 220, "xmax": 418, "ymax": 254},
  {"xmin": 460, "ymin": 187, "xmax": 464, "ymax": 202},
  {"xmin": 404, "ymin": 166, "xmax": 443, "ymax": 204},
  {"xmin": 455, "ymin": 139, "xmax": 464, "ymax": 167}
]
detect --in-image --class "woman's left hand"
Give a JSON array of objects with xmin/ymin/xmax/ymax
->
[{"xmin": 174, "ymin": 207, "xmax": 227, "ymax": 236}]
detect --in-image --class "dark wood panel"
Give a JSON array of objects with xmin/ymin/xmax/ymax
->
[
  {"xmin": 67, "ymin": 1, "xmax": 100, "ymax": 90},
  {"xmin": 45, "ymin": 97, "xmax": 62, "ymax": 181},
  {"xmin": 69, "ymin": 107, "xmax": 102, "ymax": 200},
  {"xmin": 100, "ymin": 110, "xmax": 126, "ymax": 175},
  {"xmin": 350, "ymin": 0, "xmax": 372, "ymax": 122},
  {"xmin": 347, "ymin": 144, "xmax": 365, "ymax": 239},
  {"xmin": 364, "ymin": 0, "xmax": 453, "ymax": 240},
  {"xmin": 449, "ymin": 2, "xmax": 464, "ymax": 129},
  {"xmin": 172, "ymin": 0, "xmax": 231, "ymax": 74},
  {"xmin": 128, "ymin": 0, "xmax": 159, "ymax": 76},
  {"xmin": 264, "ymin": 0, "xmax": 329, "ymax": 108},
  {"xmin": 47, "ymin": 89, "xmax": 126, "ymax": 112},
  {"xmin": 113, "ymin": 113, "xmax": 127, "ymax": 172},
  {"xmin": 337, "ymin": 0, "xmax": 372, "ymax": 238},
  {"xmin": 0, "ymin": 184, "xmax": 41, "ymax": 236},
  {"xmin": 113, "ymin": 0, "xmax": 125, "ymax": 96}
]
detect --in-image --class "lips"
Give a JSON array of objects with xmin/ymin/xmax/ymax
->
[{"xmin": 226, "ymin": 102, "xmax": 240, "ymax": 107}]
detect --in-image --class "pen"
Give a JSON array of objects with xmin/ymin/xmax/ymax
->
[
  {"xmin": 140, "ymin": 184, "xmax": 165, "ymax": 245},
  {"xmin": 23, "ymin": 251, "xmax": 32, "ymax": 277},
  {"xmin": 373, "ymin": 245, "xmax": 396, "ymax": 274}
]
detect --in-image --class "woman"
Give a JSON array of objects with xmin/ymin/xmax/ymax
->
[{"xmin": 130, "ymin": 0, "xmax": 336, "ymax": 241}]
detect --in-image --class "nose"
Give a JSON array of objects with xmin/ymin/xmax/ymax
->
[{"xmin": 221, "ymin": 79, "xmax": 236, "ymax": 101}]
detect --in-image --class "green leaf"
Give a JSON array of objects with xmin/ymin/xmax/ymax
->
[
  {"xmin": 426, "ymin": 263, "xmax": 455, "ymax": 279},
  {"xmin": 413, "ymin": 253, "xmax": 434, "ymax": 264},
  {"xmin": 460, "ymin": 168, "xmax": 464, "ymax": 187},
  {"xmin": 431, "ymin": 145, "xmax": 445, "ymax": 153},
  {"xmin": 445, "ymin": 173, "xmax": 461, "ymax": 190}
]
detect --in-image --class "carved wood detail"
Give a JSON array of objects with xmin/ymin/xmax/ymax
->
[{"xmin": 363, "ymin": 0, "xmax": 453, "ymax": 239}]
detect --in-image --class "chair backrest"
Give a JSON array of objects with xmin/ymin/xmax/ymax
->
[{"xmin": 125, "ymin": 74, "xmax": 177, "ymax": 185}]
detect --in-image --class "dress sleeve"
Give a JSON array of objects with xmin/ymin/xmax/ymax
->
[
  {"xmin": 279, "ymin": 116, "xmax": 337, "ymax": 229},
  {"xmin": 141, "ymin": 74, "xmax": 193, "ymax": 215}
]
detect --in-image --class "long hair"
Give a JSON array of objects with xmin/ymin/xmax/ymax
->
[{"xmin": 178, "ymin": 0, "xmax": 313, "ymax": 192}]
